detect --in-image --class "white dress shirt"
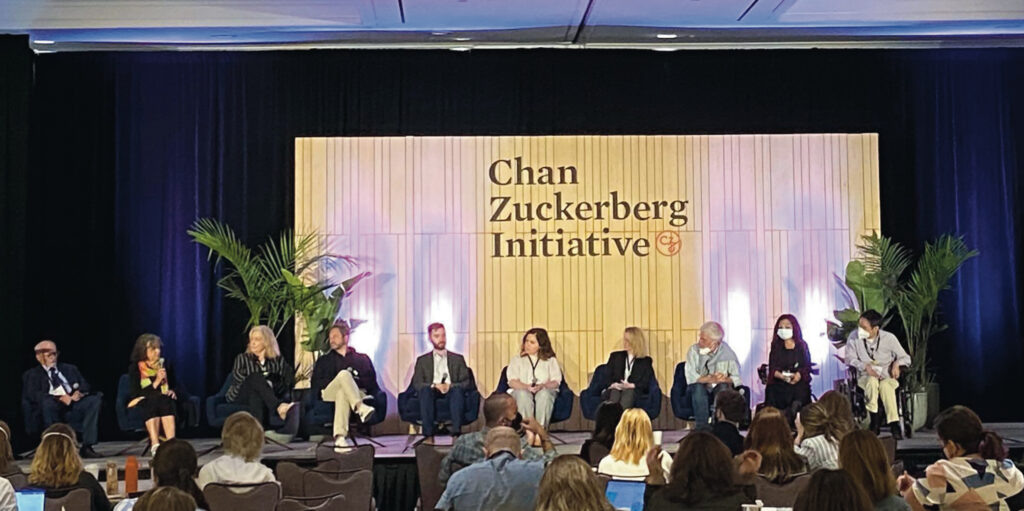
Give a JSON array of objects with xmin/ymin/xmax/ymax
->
[
  {"xmin": 44, "ymin": 363, "xmax": 71, "ymax": 397},
  {"xmin": 432, "ymin": 350, "xmax": 450, "ymax": 385},
  {"xmin": 507, "ymin": 354, "xmax": 562, "ymax": 387}
]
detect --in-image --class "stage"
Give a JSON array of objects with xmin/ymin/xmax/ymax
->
[{"xmin": 15, "ymin": 424, "xmax": 1024, "ymax": 511}]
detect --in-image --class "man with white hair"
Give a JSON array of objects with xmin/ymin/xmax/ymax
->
[
  {"xmin": 684, "ymin": 321, "xmax": 742, "ymax": 431},
  {"xmin": 436, "ymin": 426, "xmax": 547, "ymax": 511},
  {"xmin": 21, "ymin": 340, "xmax": 104, "ymax": 458}
]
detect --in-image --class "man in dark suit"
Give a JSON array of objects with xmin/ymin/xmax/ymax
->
[
  {"xmin": 21, "ymin": 340, "xmax": 103, "ymax": 458},
  {"xmin": 411, "ymin": 322, "xmax": 473, "ymax": 437}
]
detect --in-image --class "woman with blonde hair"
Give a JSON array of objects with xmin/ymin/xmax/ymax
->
[
  {"xmin": 508, "ymin": 327, "xmax": 563, "ymax": 428},
  {"xmin": 198, "ymin": 411, "xmax": 276, "ymax": 489},
  {"xmin": 226, "ymin": 325, "xmax": 299, "ymax": 438},
  {"xmin": 535, "ymin": 455, "xmax": 614, "ymax": 511},
  {"xmin": 744, "ymin": 407, "xmax": 808, "ymax": 484},
  {"xmin": 602, "ymin": 327, "xmax": 655, "ymax": 410},
  {"xmin": 29, "ymin": 424, "xmax": 111, "ymax": 511},
  {"xmin": 839, "ymin": 430, "xmax": 910, "ymax": 511},
  {"xmin": 795, "ymin": 401, "xmax": 844, "ymax": 470},
  {"xmin": 598, "ymin": 408, "xmax": 672, "ymax": 480}
]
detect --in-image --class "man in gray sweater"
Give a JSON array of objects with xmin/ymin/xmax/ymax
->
[{"xmin": 847, "ymin": 310, "xmax": 911, "ymax": 438}]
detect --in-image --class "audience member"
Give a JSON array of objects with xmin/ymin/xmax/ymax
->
[
  {"xmin": 440, "ymin": 393, "xmax": 555, "ymax": 484},
  {"xmin": 763, "ymin": 314, "xmax": 812, "ymax": 423},
  {"xmin": 226, "ymin": 326, "xmax": 299, "ymax": 439},
  {"xmin": 711, "ymin": 389, "xmax": 746, "ymax": 456},
  {"xmin": 22, "ymin": 340, "xmax": 104, "ymax": 458},
  {"xmin": 579, "ymin": 402, "xmax": 623, "ymax": 465},
  {"xmin": 198, "ymin": 412, "xmax": 275, "ymax": 489},
  {"xmin": 29, "ymin": 424, "xmax": 111, "ymax": 511},
  {"xmin": 507, "ymin": 328, "xmax": 562, "ymax": 428},
  {"xmin": 134, "ymin": 487, "xmax": 196, "ymax": 511},
  {"xmin": 534, "ymin": 455, "xmax": 614, "ymax": 511},
  {"xmin": 818, "ymin": 390, "xmax": 857, "ymax": 438},
  {"xmin": 839, "ymin": 430, "xmax": 910, "ymax": 511},
  {"xmin": 646, "ymin": 431, "xmax": 757, "ymax": 511},
  {"xmin": 437, "ymin": 426, "xmax": 546, "ymax": 511},
  {"xmin": 114, "ymin": 438, "xmax": 208, "ymax": 511},
  {"xmin": 898, "ymin": 406, "xmax": 1024, "ymax": 510},
  {"xmin": 410, "ymin": 322, "xmax": 474, "ymax": 438},
  {"xmin": 795, "ymin": 402, "xmax": 842, "ymax": 470},
  {"xmin": 744, "ymin": 407, "xmax": 808, "ymax": 484},
  {"xmin": 0, "ymin": 476, "xmax": 14, "ymax": 511},
  {"xmin": 311, "ymin": 321, "xmax": 380, "ymax": 448},
  {"xmin": 601, "ymin": 327, "xmax": 655, "ymax": 410},
  {"xmin": 128, "ymin": 333, "xmax": 179, "ymax": 456},
  {"xmin": 597, "ymin": 408, "xmax": 671, "ymax": 481},
  {"xmin": 684, "ymin": 322, "xmax": 742, "ymax": 430},
  {"xmin": 0, "ymin": 421, "xmax": 17, "ymax": 476},
  {"xmin": 793, "ymin": 469, "xmax": 874, "ymax": 511}
]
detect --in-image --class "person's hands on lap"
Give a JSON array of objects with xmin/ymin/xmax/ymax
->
[
  {"xmin": 58, "ymin": 395, "xmax": 73, "ymax": 406},
  {"xmin": 791, "ymin": 372, "xmax": 801, "ymax": 384},
  {"xmin": 866, "ymin": 366, "xmax": 881, "ymax": 379},
  {"xmin": 891, "ymin": 365, "xmax": 901, "ymax": 379},
  {"xmin": 167, "ymin": 389, "xmax": 177, "ymax": 400}
]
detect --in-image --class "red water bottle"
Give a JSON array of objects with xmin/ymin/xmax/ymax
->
[{"xmin": 125, "ymin": 456, "xmax": 138, "ymax": 494}]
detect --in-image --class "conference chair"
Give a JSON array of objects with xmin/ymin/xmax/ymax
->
[
  {"xmin": 43, "ymin": 488, "xmax": 91, "ymax": 511},
  {"xmin": 203, "ymin": 481, "xmax": 282, "ymax": 511},
  {"xmin": 669, "ymin": 362, "xmax": 752, "ymax": 428},
  {"xmin": 579, "ymin": 364, "xmax": 662, "ymax": 421},
  {"xmin": 115, "ymin": 373, "xmax": 201, "ymax": 455},
  {"xmin": 397, "ymin": 369, "xmax": 481, "ymax": 439},
  {"xmin": 752, "ymin": 472, "xmax": 814, "ymax": 508},
  {"xmin": 276, "ymin": 493, "xmax": 347, "ymax": 511},
  {"xmin": 274, "ymin": 461, "xmax": 373, "ymax": 511},
  {"xmin": 204, "ymin": 374, "xmax": 295, "ymax": 450},
  {"xmin": 0, "ymin": 470, "xmax": 27, "ymax": 490},
  {"xmin": 313, "ymin": 443, "xmax": 375, "ymax": 471},
  {"xmin": 494, "ymin": 365, "xmax": 574, "ymax": 437},
  {"xmin": 414, "ymin": 444, "xmax": 451, "ymax": 511},
  {"xmin": 302, "ymin": 381, "xmax": 387, "ymax": 447}
]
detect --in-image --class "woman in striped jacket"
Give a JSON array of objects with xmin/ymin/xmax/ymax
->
[
  {"xmin": 795, "ymin": 401, "xmax": 844, "ymax": 471},
  {"xmin": 226, "ymin": 326, "xmax": 299, "ymax": 437}
]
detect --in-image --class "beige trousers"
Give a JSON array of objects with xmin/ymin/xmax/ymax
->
[
  {"xmin": 858, "ymin": 375, "xmax": 900, "ymax": 424},
  {"xmin": 511, "ymin": 388, "xmax": 558, "ymax": 428},
  {"xmin": 320, "ymin": 370, "xmax": 370, "ymax": 437}
]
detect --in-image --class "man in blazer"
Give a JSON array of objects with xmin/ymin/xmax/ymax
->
[
  {"xmin": 411, "ymin": 323, "xmax": 473, "ymax": 436},
  {"xmin": 21, "ymin": 340, "xmax": 103, "ymax": 458}
]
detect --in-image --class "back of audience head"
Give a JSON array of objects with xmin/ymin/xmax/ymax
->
[
  {"xmin": 662, "ymin": 431, "xmax": 738, "ymax": 505},
  {"xmin": 934, "ymin": 405, "xmax": 1007, "ymax": 461},
  {"xmin": 535, "ymin": 455, "xmax": 613, "ymax": 511},
  {"xmin": 610, "ymin": 408, "xmax": 653, "ymax": 465},
  {"xmin": 151, "ymin": 438, "xmax": 208, "ymax": 509},
  {"xmin": 29, "ymin": 423, "xmax": 82, "ymax": 487},
  {"xmin": 135, "ymin": 486, "xmax": 196, "ymax": 511},
  {"xmin": 592, "ymin": 402, "xmax": 624, "ymax": 446},
  {"xmin": 484, "ymin": 393, "xmax": 517, "ymax": 428},
  {"xmin": 839, "ymin": 429, "xmax": 897, "ymax": 504},
  {"xmin": 714, "ymin": 389, "xmax": 746, "ymax": 425},
  {"xmin": 484, "ymin": 426, "xmax": 521, "ymax": 458},
  {"xmin": 0, "ymin": 421, "xmax": 13, "ymax": 473},
  {"xmin": 793, "ymin": 469, "xmax": 873, "ymax": 511},
  {"xmin": 799, "ymin": 402, "xmax": 844, "ymax": 442},
  {"xmin": 222, "ymin": 411, "xmax": 264, "ymax": 462},
  {"xmin": 745, "ymin": 407, "xmax": 806, "ymax": 483},
  {"xmin": 818, "ymin": 391, "xmax": 856, "ymax": 438}
]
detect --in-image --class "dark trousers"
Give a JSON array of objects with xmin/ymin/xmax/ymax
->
[
  {"xmin": 40, "ymin": 394, "xmax": 102, "ymax": 446},
  {"xmin": 418, "ymin": 387, "xmax": 465, "ymax": 436},
  {"xmin": 686, "ymin": 383, "xmax": 734, "ymax": 430},
  {"xmin": 764, "ymin": 382, "xmax": 811, "ymax": 424},
  {"xmin": 232, "ymin": 373, "xmax": 285, "ymax": 425},
  {"xmin": 602, "ymin": 388, "xmax": 636, "ymax": 409}
]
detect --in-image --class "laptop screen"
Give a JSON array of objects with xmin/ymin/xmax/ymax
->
[
  {"xmin": 16, "ymin": 490, "xmax": 45, "ymax": 511},
  {"xmin": 604, "ymin": 479, "xmax": 646, "ymax": 511}
]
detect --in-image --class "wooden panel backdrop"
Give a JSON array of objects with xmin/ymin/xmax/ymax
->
[{"xmin": 295, "ymin": 134, "xmax": 880, "ymax": 433}]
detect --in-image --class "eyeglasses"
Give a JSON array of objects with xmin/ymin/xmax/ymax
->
[{"xmin": 35, "ymin": 350, "xmax": 58, "ymax": 357}]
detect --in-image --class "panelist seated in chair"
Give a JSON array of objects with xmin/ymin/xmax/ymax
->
[
  {"xmin": 127, "ymin": 333, "xmax": 180, "ymax": 456},
  {"xmin": 763, "ymin": 314, "xmax": 813, "ymax": 423},
  {"xmin": 601, "ymin": 326, "xmax": 654, "ymax": 410},
  {"xmin": 847, "ymin": 309, "xmax": 910, "ymax": 438},
  {"xmin": 684, "ymin": 321, "xmax": 742, "ymax": 431},
  {"xmin": 506, "ymin": 328, "xmax": 562, "ymax": 429},
  {"xmin": 410, "ymin": 322, "xmax": 473, "ymax": 437},
  {"xmin": 225, "ymin": 325, "xmax": 299, "ymax": 437},
  {"xmin": 311, "ymin": 321, "xmax": 379, "ymax": 448},
  {"xmin": 22, "ymin": 340, "xmax": 104, "ymax": 458}
]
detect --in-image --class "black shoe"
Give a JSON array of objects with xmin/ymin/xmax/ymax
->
[
  {"xmin": 869, "ymin": 412, "xmax": 882, "ymax": 434},
  {"xmin": 889, "ymin": 422, "xmax": 904, "ymax": 441},
  {"xmin": 80, "ymin": 446, "xmax": 103, "ymax": 459},
  {"xmin": 281, "ymin": 402, "xmax": 301, "ymax": 436}
]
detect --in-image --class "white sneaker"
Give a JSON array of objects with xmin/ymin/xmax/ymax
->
[
  {"xmin": 356, "ymin": 403, "xmax": 375, "ymax": 423},
  {"xmin": 333, "ymin": 436, "xmax": 350, "ymax": 452},
  {"xmin": 150, "ymin": 443, "xmax": 160, "ymax": 457}
]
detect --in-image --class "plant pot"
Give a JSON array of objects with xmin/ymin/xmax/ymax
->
[
  {"xmin": 911, "ymin": 391, "xmax": 928, "ymax": 432},
  {"xmin": 925, "ymin": 382, "xmax": 940, "ymax": 428}
]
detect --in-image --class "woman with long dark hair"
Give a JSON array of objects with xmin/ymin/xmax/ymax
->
[
  {"xmin": 535, "ymin": 456, "xmax": 614, "ymax": 511},
  {"xmin": 647, "ymin": 431, "xmax": 756, "ymax": 510},
  {"xmin": 507, "ymin": 327, "xmax": 563, "ymax": 428},
  {"xmin": 763, "ymin": 314, "xmax": 812, "ymax": 422},
  {"xmin": 793, "ymin": 469, "xmax": 874, "ymax": 511},
  {"xmin": 113, "ymin": 438, "xmax": 208, "ymax": 511},
  {"xmin": 745, "ymin": 407, "xmax": 808, "ymax": 484},
  {"xmin": 840, "ymin": 430, "xmax": 910, "ymax": 511},
  {"xmin": 579, "ymin": 401, "xmax": 623, "ymax": 465}
]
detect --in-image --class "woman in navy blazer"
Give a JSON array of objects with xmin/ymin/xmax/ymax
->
[{"xmin": 602, "ymin": 327, "xmax": 655, "ymax": 410}]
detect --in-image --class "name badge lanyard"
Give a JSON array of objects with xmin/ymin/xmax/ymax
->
[
  {"xmin": 626, "ymin": 356, "xmax": 636, "ymax": 382},
  {"xmin": 529, "ymin": 356, "xmax": 540, "ymax": 385}
]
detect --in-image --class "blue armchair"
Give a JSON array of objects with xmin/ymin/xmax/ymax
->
[
  {"xmin": 115, "ymin": 374, "xmax": 200, "ymax": 454},
  {"xmin": 397, "ymin": 369, "xmax": 481, "ymax": 430},
  {"xmin": 205, "ymin": 375, "xmax": 290, "ymax": 429},
  {"xmin": 670, "ymin": 362, "xmax": 751, "ymax": 427},
  {"xmin": 493, "ymin": 366, "xmax": 573, "ymax": 426},
  {"xmin": 579, "ymin": 364, "xmax": 661, "ymax": 420}
]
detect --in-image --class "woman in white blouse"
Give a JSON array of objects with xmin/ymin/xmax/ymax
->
[{"xmin": 507, "ymin": 328, "xmax": 562, "ymax": 428}]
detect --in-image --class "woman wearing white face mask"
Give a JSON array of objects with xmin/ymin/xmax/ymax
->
[{"xmin": 763, "ymin": 314, "xmax": 812, "ymax": 424}]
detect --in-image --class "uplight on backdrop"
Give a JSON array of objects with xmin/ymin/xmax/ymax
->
[{"xmin": 296, "ymin": 134, "xmax": 879, "ymax": 431}]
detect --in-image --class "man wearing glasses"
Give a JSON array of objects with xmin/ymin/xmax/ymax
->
[{"xmin": 21, "ymin": 340, "xmax": 103, "ymax": 458}]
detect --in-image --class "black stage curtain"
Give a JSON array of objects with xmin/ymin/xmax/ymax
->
[{"xmin": 1, "ymin": 42, "xmax": 1023, "ymax": 449}]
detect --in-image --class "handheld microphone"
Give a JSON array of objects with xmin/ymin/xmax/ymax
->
[{"xmin": 441, "ymin": 374, "xmax": 448, "ymax": 385}]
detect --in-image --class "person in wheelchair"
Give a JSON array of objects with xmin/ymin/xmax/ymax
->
[
  {"xmin": 847, "ymin": 310, "xmax": 910, "ymax": 438},
  {"xmin": 763, "ymin": 314, "xmax": 812, "ymax": 424}
]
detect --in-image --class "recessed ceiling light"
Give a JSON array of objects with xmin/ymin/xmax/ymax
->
[
  {"xmin": 34, "ymin": 40, "xmax": 55, "ymax": 45},
  {"xmin": 450, "ymin": 47, "xmax": 472, "ymax": 52},
  {"xmin": 656, "ymin": 34, "xmax": 678, "ymax": 39},
  {"xmin": 453, "ymin": 37, "xmax": 471, "ymax": 41}
]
